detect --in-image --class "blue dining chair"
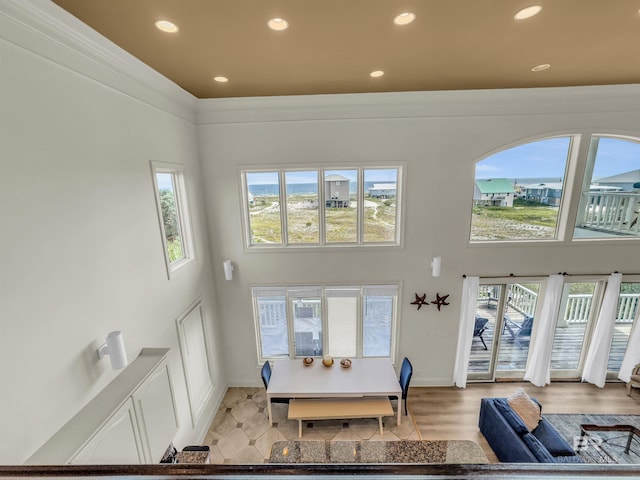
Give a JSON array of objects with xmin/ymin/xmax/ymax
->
[
  {"xmin": 390, "ymin": 357, "xmax": 413, "ymax": 416},
  {"xmin": 261, "ymin": 361, "xmax": 289, "ymax": 404},
  {"xmin": 399, "ymin": 357, "xmax": 413, "ymax": 415}
]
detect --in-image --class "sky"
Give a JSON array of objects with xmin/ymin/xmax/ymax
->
[
  {"xmin": 476, "ymin": 136, "xmax": 640, "ymax": 180},
  {"xmin": 156, "ymin": 172, "xmax": 174, "ymax": 190},
  {"xmin": 247, "ymin": 168, "xmax": 398, "ymax": 185}
]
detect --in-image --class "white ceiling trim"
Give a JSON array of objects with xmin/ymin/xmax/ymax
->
[
  {"xmin": 1, "ymin": 0, "xmax": 196, "ymax": 122},
  {"xmin": 195, "ymin": 84, "xmax": 640, "ymax": 125}
]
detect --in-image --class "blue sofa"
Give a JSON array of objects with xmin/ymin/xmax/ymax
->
[{"xmin": 479, "ymin": 398, "xmax": 582, "ymax": 463}]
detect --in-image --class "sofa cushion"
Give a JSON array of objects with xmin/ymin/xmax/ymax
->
[
  {"xmin": 532, "ymin": 418, "xmax": 576, "ymax": 456},
  {"xmin": 493, "ymin": 398, "xmax": 529, "ymax": 435},
  {"xmin": 522, "ymin": 433, "xmax": 556, "ymax": 463},
  {"xmin": 508, "ymin": 388, "xmax": 541, "ymax": 431}
]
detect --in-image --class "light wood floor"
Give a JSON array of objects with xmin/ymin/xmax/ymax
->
[{"xmin": 409, "ymin": 381, "xmax": 640, "ymax": 462}]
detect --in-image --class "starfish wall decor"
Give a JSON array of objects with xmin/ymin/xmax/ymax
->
[
  {"xmin": 410, "ymin": 292, "xmax": 452, "ymax": 311},
  {"xmin": 410, "ymin": 293, "xmax": 429, "ymax": 310},
  {"xmin": 431, "ymin": 293, "xmax": 450, "ymax": 311}
]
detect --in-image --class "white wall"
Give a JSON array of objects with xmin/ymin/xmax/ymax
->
[
  {"xmin": 0, "ymin": 1, "xmax": 224, "ymax": 464},
  {"xmin": 196, "ymin": 87, "xmax": 640, "ymax": 388}
]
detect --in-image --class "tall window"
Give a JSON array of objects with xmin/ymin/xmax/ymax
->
[
  {"xmin": 471, "ymin": 137, "xmax": 571, "ymax": 242},
  {"xmin": 549, "ymin": 281, "xmax": 599, "ymax": 375},
  {"xmin": 468, "ymin": 281, "xmax": 541, "ymax": 380},
  {"xmin": 607, "ymin": 282, "xmax": 640, "ymax": 374},
  {"xmin": 324, "ymin": 170, "xmax": 358, "ymax": 243},
  {"xmin": 246, "ymin": 171, "xmax": 282, "ymax": 245},
  {"xmin": 286, "ymin": 171, "xmax": 319, "ymax": 244},
  {"xmin": 252, "ymin": 285, "xmax": 399, "ymax": 361},
  {"xmin": 151, "ymin": 162, "xmax": 194, "ymax": 277},
  {"xmin": 255, "ymin": 288, "xmax": 289, "ymax": 358},
  {"xmin": 364, "ymin": 169, "xmax": 399, "ymax": 243},
  {"xmin": 243, "ymin": 166, "xmax": 402, "ymax": 247}
]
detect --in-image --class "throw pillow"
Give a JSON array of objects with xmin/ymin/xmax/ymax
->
[{"xmin": 507, "ymin": 388, "xmax": 541, "ymax": 432}]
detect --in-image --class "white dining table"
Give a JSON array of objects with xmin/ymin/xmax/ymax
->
[{"xmin": 266, "ymin": 357, "xmax": 402, "ymax": 426}]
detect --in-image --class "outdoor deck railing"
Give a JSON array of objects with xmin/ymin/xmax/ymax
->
[
  {"xmin": 507, "ymin": 283, "xmax": 537, "ymax": 317},
  {"xmin": 478, "ymin": 285, "xmax": 639, "ymax": 324},
  {"xmin": 577, "ymin": 191, "xmax": 640, "ymax": 236}
]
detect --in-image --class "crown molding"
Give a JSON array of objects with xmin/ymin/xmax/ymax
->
[
  {"xmin": 196, "ymin": 84, "xmax": 640, "ymax": 125},
  {"xmin": 1, "ymin": 0, "xmax": 196, "ymax": 122}
]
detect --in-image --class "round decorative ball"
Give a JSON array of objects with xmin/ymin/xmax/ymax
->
[
  {"xmin": 322, "ymin": 355, "xmax": 334, "ymax": 367},
  {"xmin": 340, "ymin": 358, "xmax": 352, "ymax": 368}
]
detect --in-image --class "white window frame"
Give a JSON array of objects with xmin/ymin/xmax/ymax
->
[
  {"xmin": 470, "ymin": 133, "xmax": 640, "ymax": 245},
  {"xmin": 470, "ymin": 135, "xmax": 575, "ymax": 244},
  {"xmin": 150, "ymin": 161, "xmax": 195, "ymax": 278},
  {"xmin": 241, "ymin": 165, "xmax": 403, "ymax": 249},
  {"xmin": 252, "ymin": 285, "xmax": 400, "ymax": 364}
]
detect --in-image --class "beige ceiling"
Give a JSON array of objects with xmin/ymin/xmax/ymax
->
[{"xmin": 51, "ymin": 0, "xmax": 640, "ymax": 99}]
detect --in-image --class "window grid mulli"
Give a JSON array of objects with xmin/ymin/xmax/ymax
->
[
  {"xmin": 242, "ymin": 166, "xmax": 401, "ymax": 248},
  {"xmin": 252, "ymin": 285, "xmax": 398, "ymax": 363}
]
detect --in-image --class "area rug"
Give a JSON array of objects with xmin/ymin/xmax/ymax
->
[
  {"xmin": 544, "ymin": 414, "xmax": 640, "ymax": 464},
  {"xmin": 269, "ymin": 440, "xmax": 488, "ymax": 464}
]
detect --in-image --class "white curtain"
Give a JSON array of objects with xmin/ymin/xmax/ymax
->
[
  {"xmin": 453, "ymin": 276, "xmax": 479, "ymax": 388},
  {"xmin": 582, "ymin": 273, "xmax": 623, "ymax": 387},
  {"xmin": 619, "ymin": 305, "xmax": 640, "ymax": 382},
  {"xmin": 523, "ymin": 274, "xmax": 564, "ymax": 387}
]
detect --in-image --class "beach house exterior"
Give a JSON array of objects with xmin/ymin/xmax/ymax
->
[
  {"xmin": 368, "ymin": 183, "xmax": 397, "ymax": 198},
  {"xmin": 474, "ymin": 179, "xmax": 515, "ymax": 207},
  {"xmin": 592, "ymin": 169, "xmax": 640, "ymax": 191},
  {"xmin": 325, "ymin": 174, "xmax": 350, "ymax": 207},
  {"xmin": 522, "ymin": 182, "xmax": 563, "ymax": 206}
]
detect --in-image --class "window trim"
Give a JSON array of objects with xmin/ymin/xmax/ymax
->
[
  {"xmin": 240, "ymin": 165, "xmax": 404, "ymax": 250},
  {"xmin": 252, "ymin": 284, "xmax": 400, "ymax": 364},
  {"xmin": 150, "ymin": 161, "xmax": 195, "ymax": 279},
  {"xmin": 470, "ymin": 135, "xmax": 574, "ymax": 244}
]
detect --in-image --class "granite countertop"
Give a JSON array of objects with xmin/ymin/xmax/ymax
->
[
  {"xmin": 175, "ymin": 450, "xmax": 211, "ymax": 464},
  {"xmin": 269, "ymin": 440, "xmax": 488, "ymax": 464}
]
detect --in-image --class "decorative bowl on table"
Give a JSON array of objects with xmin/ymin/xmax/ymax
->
[
  {"xmin": 303, "ymin": 357, "xmax": 314, "ymax": 366},
  {"xmin": 340, "ymin": 358, "xmax": 352, "ymax": 369},
  {"xmin": 321, "ymin": 355, "xmax": 334, "ymax": 367}
]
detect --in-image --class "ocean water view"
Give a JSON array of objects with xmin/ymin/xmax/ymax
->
[
  {"xmin": 248, "ymin": 182, "xmax": 383, "ymax": 196},
  {"xmin": 249, "ymin": 178, "xmax": 563, "ymax": 196},
  {"xmin": 476, "ymin": 177, "xmax": 563, "ymax": 184}
]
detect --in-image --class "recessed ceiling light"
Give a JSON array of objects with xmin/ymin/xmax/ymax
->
[
  {"xmin": 370, "ymin": 70, "xmax": 385, "ymax": 78},
  {"xmin": 268, "ymin": 18, "xmax": 289, "ymax": 31},
  {"xmin": 393, "ymin": 12, "xmax": 416, "ymax": 26},
  {"xmin": 214, "ymin": 76, "xmax": 228, "ymax": 83},
  {"xmin": 154, "ymin": 20, "xmax": 179, "ymax": 33},
  {"xmin": 514, "ymin": 5, "xmax": 542, "ymax": 20},
  {"xmin": 531, "ymin": 63, "xmax": 551, "ymax": 72}
]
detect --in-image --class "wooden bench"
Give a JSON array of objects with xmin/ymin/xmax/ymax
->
[{"xmin": 288, "ymin": 397, "xmax": 394, "ymax": 438}]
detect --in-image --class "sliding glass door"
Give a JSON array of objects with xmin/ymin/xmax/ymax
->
[
  {"xmin": 607, "ymin": 281, "xmax": 640, "ymax": 377},
  {"xmin": 468, "ymin": 280, "xmax": 541, "ymax": 381},
  {"xmin": 549, "ymin": 281, "xmax": 600, "ymax": 378},
  {"xmin": 467, "ymin": 276, "xmax": 640, "ymax": 383}
]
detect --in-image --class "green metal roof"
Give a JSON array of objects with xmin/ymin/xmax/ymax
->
[{"xmin": 476, "ymin": 178, "xmax": 515, "ymax": 194}]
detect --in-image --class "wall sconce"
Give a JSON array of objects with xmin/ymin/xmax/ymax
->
[
  {"xmin": 223, "ymin": 260, "xmax": 234, "ymax": 281},
  {"xmin": 97, "ymin": 331, "xmax": 128, "ymax": 370},
  {"xmin": 431, "ymin": 256, "xmax": 442, "ymax": 277}
]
